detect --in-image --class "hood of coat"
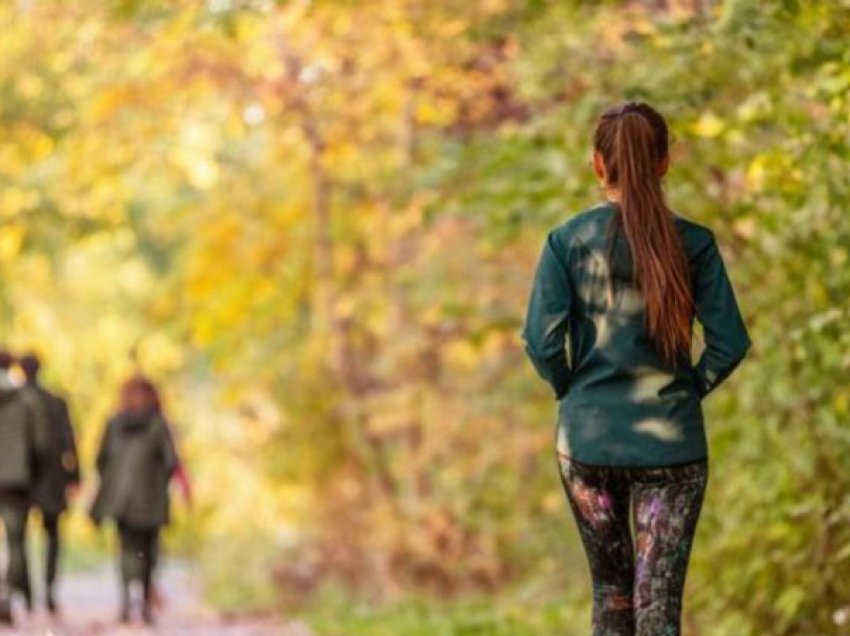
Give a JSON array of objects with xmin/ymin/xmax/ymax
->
[
  {"xmin": 0, "ymin": 377, "xmax": 19, "ymax": 406},
  {"xmin": 115, "ymin": 410, "xmax": 158, "ymax": 434}
]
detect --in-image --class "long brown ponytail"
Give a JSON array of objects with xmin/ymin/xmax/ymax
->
[{"xmin": 593, "ymin": 102, "xmax": 692, "ymax": 364}]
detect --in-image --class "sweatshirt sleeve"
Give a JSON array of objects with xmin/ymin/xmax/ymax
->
[
  {"xmin": 161, "ymin": 420, "xmax": 179, "ymax": 478},
  {"xmin": 522, "ymin": 231, "xmax": 573, "ymax": 400},
  {"xmin": 58, "ymin": 399, "xmax": 81, "ymax": 484},
  {"xmin": 95, "ymin": 420, "xmax": 114, "ymax": 476},
  {"xmin": 692, "ymin": 234, "xmax": 751, "ymax": 398}
]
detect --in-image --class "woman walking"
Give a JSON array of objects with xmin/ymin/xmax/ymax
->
[
  {"xmin": 0, "ymin": 350, "xmax": 47, "ymax": 625},
  {"xmin": 523, "ymin": 102, "xmax": 750, "ymax": 635},
  {"xmin": 91, "ymin": 375, "xmax": 177, "ymax": 625}
]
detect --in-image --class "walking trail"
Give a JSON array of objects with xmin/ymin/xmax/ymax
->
[{"xmin": 0, "ymin": 563, "xmax": 311, "ymax": 636}]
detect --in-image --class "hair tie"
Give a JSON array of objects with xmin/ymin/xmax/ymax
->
[{"xmin": 620, "ymin": 102, "xmax": 644, "ymax": 117}]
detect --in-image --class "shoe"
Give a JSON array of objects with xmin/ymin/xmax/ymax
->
[
  {"xmin": 142, "ymin": 603, "xmax": 155, "ymax": 626},
  {"xmin": 0, "ymin": 597, "xmax": 13, "ymax": 626},
  {"xmin": 46, "ymin": 590, "xmax": 58, "ymax": 615},
  {"xmin": 150, "ymin": 583, "xmax": 165, "ymax": 609}
]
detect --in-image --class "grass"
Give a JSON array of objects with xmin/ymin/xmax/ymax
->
[{"xmin": 301, "ymin": 583, "xmax": 591, "ymax": 636}]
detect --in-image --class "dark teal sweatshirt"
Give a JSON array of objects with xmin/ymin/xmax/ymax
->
[{"xmin": 523, "ymin": 202, "xmax": 750, "ymax": 466}]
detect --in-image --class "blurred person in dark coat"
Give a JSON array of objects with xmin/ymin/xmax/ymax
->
[
  {"xmin": 18, "ymin": 353, "xmax": 80, "ymax": 614},
  {"xmin": 0, "ymin": 350, "xmax": 47, "ymax": 626},
  {"xmin": 90, "ymin": 375, "xmax": 177, "ymax": 625}
]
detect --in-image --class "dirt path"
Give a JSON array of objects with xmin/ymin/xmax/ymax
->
[{"xmin": 0, "ymin": 563, "xmax": 311, "ymax": 636}]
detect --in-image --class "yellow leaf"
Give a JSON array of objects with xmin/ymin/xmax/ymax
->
[
  {"xmin": 0, "ymin": 224, "xmax": 26, "ymax": 261},
  {"xmin": 691, "ymin": 111, "xmax": 725, "ymax": 138}
]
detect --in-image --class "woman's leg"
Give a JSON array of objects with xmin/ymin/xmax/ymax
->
[
  {"xmin": 43, "ymin": 512, "xmax": 61, "ymax": 612},
  {"xmin": 117, "ymin": 523, "xmax": 138, "ymax": 621},
  {"xmin": 0, "ymin": 495, "xmax": 28, "ymax": 624},
  {"xmin": 631, "ymin": 461, "xmax": 708, "ymax": 636},
  {"xmin": 141, "ymin": 529, "xmax": 158, "ymax": 624},
  {"xmin": 559, "ymin": 456, "xmax": 636, "ymax": 636},
  {"xmin": 0, "ymin": 497, "xmax": 31, "ymax": 611}
]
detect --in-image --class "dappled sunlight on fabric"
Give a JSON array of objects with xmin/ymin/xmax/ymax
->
[
  {"xmin": 633, "ymin": 418, "xmax": 684, "ymax": 443},
  {"xmin": 628, "ymin": 366, "xmax": 676, "ymax": 403}
]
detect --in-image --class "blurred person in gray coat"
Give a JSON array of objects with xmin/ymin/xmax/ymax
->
[{"xmin": 0, "ymin": 350, "xmax": 47, "ymax": 626}]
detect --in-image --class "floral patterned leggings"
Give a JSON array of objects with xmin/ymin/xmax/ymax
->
[{"xmin": 558, "ymin": 456, "xmax": 708, "ymax": 636}]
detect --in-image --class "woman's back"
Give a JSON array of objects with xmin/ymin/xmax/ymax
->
[
  {"xmin": 523, "ymin": 202, "xmax": 750, "ymax": 466},
  {"xmin": 92, "ymin": 413, "xmax": 176, "ymax": 529},
  {"xmin": 524, "ymin": 101, "xmax": 750, "ymax": 635},
  {"xmin": 0, "ymin": 387, "xmax": 45, "ymax": 489}
]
